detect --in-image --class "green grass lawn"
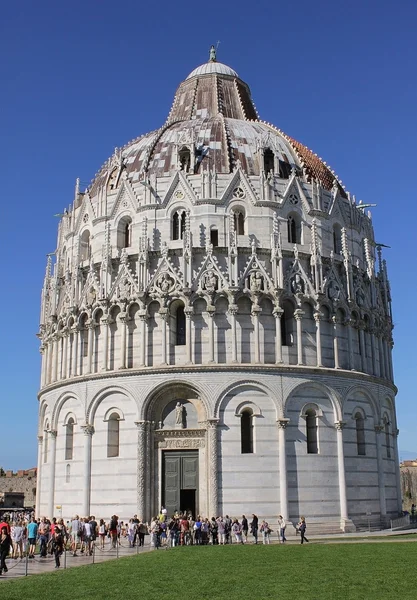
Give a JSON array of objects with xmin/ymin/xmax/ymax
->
[{"xmin": 2, "ymin": 542, "xmax": 417, "ymax": 600}]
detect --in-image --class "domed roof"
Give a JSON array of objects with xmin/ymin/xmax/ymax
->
[
  {"xmin": 88, "ymin": 50, "xmax": 346, "ymax": 198},
  {"xmin": 186, "ymin": 61, "xmax": 238, "ymax": 80}
]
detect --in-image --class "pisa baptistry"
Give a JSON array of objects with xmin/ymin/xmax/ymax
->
[{"xmin": 36, "ymin": 50, "xmax": 400, "ymax": 532}]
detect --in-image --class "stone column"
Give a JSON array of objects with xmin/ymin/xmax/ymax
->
[
  {"xmin": 71, "ymin": 327, "xmax": 79, "ymax": 377},
  {"xmin": 378, "ymin": 336, "xmax": 385, "ymax": 379},
  {"xmin": 335, "ymin": 421, "xmax": 349, "ymax": 528},
  {"xmin": 359, "ymin": 324, "xmax": 366, "ymax": 372},
  {"xmin": 277, "ymin": 419, "xmax": 290, "ymax": 520},
  {"xmin": 44, "ymin": 343, "xmax": 50, "ymax": 385},
  {"xmin": 81, "ymin": 425, "xmax": 94, "ymax": 517},
  {"xmin": 119, "ymin": 313, "xmax": 127, "ymax": 369},
  {"xmin": 184, "ymin": 308, "xmax": 194, "ymax": 364},
  {"xmin": 159, "ymin": 308, "xmax": 168, "ymax": 365},
  {"xmin": 101, "ymin": 316, "xmax": 109, "ymax": 371},
  {"xmin": 332, "ymin": 316, "xmax": 340, "ymax": 369},
  {"xmin": 136, "ymin": 421, "xmax": 148, "ymax": 520},
  {"xmin": 347, "ymin": 319, "xmax": 354, "ymax": 370},
  {"xmin": 207, "ymin": 419, "xmax": 219, "ymax": 518},
  {"xmin": 294, "ymin": 309, "xmax": 304, "ymax": 365},
  {"xmin": 388, "ymin": 341, "xmax": 394, "ymax": 382},
  {"xmin": 314, "ymin": 311, "xmax": 323, "ymax": 367},
  {"xmin": 228, "ymin": 304, "xmax": 238, "ymax": 363},
  {"xmin": 62, "ymin": 330, "xmax": 68, "ymax": 379},
  {"xmin": 35, "ymin": 435, "xmax": 43, "ymax": 518},
  {"xmin": 207, "ymin": 306, "xmax": 216, "ymax": 364},
  {"xmin": 139, "ymin": 311, "xmax": 147, "ymax": 367},
  {"xmin": 47, "ymin": 430, "xmax": 58, "ymax": 519},
  {"xmin": 40, "ymin": 346, "xmax": 46, "ymax": 388},
  {"xmin": 252, "ymin": 305, "xmax": 261, "ymax": 364},
  {"xmin": 273, "ymin": 307, "xmax": 283, "ymax": 364},
  {"xmin": 370, "ymin": 328, "xmax": 378, "ymax": 376},
  {"xmin": 393, "ymin": 428, "xmax": 402, "ymax": 513},
  {"xmin": 86, "ymin": 322, "xmax": 94, "ymax": 374},
  {"xmin": 374, "ymin": 425, "xmax": 387, "ymax": 520},
  {"xmin": 52, "ymin": 335, "xmax": 59, "ymax": 382}
]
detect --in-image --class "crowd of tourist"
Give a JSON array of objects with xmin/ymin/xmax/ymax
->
[{"xmin": 0, "ymin": 509, "xmax": 309, "ymax": 575}]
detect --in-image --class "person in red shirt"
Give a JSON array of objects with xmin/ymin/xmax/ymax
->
[{"xmin": 0, "ymin": 519, "xmax": 10, "ymax": 534}]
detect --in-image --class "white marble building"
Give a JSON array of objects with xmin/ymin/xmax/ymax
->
[{"xmin": 36, "ymin": 50, "xmax": 400, "ymax": 532}]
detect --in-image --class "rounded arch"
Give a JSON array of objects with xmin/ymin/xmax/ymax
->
[
  {"xmin": 87, "ymin": 385, "xmax": 138, "ymax": 424},
  {"xmin": 284, "ymin": 380, "xmax": 342, "ymax": 421},
  {"xmin": 62, "ymin": 412, "xmax": 77, "ymax": 426},
  {"xmin": 103, "ymin": 407, "xmax": 125, "ymax": 422},
  {"xmin": 214, "ymin": 380, "xmax": 281, "ymax": 419},
  {"xmin": 52, "ymin": 391, "xmax": 83, "ymax": 429},
  {"xmin": 343, "ymin": 384, "xmax": 380, "ymax": 422},
  {"xmin": 234, "ymin": 400, "xmax": 262, "ymax": 418},
  {"xmin": 38, "ymin": 401, "xmax": 50, "ymax": 436},
  {"xmin": 116, "ymin": 213, "xmax": 133, "ymax": 249},
  {"xmin": 140, "ymin": 380, "xmax": 209, "ymax": 423},
  {"xmin": 300, "ymin": 402, "xmax": 323, "ymax": 418},
  {"xmin": 351, "ymin": 406, "xmax": 367, "ymax": 421}
]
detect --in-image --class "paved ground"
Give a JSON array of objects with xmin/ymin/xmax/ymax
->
[{"xmin": 0, "ymin": 528, "xmax": 416, "ymax": 581}]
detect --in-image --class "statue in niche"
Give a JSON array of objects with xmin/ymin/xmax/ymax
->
[
  {"xmin": 250, "ymin": 271, "xmax": 263, "ymax": 293},
  {"xmin": 291, "ymin": 273, "xmax": 305, "ymax": 295},
  {"xmin": 328, "ymin": 280, "xmax": 341, "ymax": 302},
  {"xmin": 202, "ymin": 269, "xmax": 218, "ymax": 293},
  {"xmin": 118, "ymin": 277, "xmax": 131, "ymax": 300},
  {"xmin": 157, "ymin": 272, "xmax": 174, "ymax": 294},
  {"xmin": 175, "ymin": 402, "xmax": 186, "ymax": 429},
  {"xmin": 86, "ymin": 286, "xmax": 96, "ymax": 306}
]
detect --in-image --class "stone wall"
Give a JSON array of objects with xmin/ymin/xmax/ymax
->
[
  {"xmin": 0, "ymin": 469, "xmax": 37, "ymax": 508},
  {"xmin": 400, "ymin": 461, "xmax": 417, "ymax": 510}
]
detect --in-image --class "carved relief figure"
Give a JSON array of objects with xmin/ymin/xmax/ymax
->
[
  {"xmin": 118, "ymin": 277, "xmax": 131, "ymax": 300},
  {"xmin": 156, "ymin": 272, "xmax": 174, "ymax": 294},
  {"xmin": 328, "ymin": 280, "xmax": 341, "ymax": 302},
  {"xmin": 250, "ymin": 271, "xmax": 263, "ymax": 292},
  {"xmin": 86, "ymin": 286, "xmax": 96, "ymax": 306},
  {"xmin": 202, "ymin": 269, "xmax": 218, "ymax": 293},
  {"xmin": 175, "ymin": 402, "xmax": 186, "ymax": 428},
  {"xmin": 291, "ymin": 273, "xmax": 305, "ymax": 295}
]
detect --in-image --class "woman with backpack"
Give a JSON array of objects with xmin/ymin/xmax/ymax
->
[
  {"xmin": 297, "ymin": 517, "xmax": 309, "ymax": 544},
  {"xmin": 260, "ymin": 520, "xmax": 271, "ymax": 544}
]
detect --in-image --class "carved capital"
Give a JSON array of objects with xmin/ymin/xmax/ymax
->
[
  {"xmin": 374, "ymin": 425, "xmax": 384, "ymax": 434},
  {"xmin": 277, "ymin": 418, "xmax": 290, "ymax": 429},
  {"xmin": 334, "ymin": 421, "xmax": 346, "ymax": 431},
  {"xmin": 184, "ymin": 308, "xmax": 194, "ymax": 319},
  {"xmin": 313, "ymin": 311, "xmax": 322, "ymax": 323},
  {"xmin": 37, "ymin": 435, "xmax": 43, "ymax": 444},
  {"xmin": 294, "ymin": 309, "xmax": 304, "ymax": 321},
  {"xmin": 273, "ymin": 307, "xmax": 283, "ymax": 318},
  {"xmin": 81, "ymin": 424, "xmax": 95, "ymax": 436},
  {"xmin": 206, "ymin": 418, "xmax": 220, "ymax": 430},
  {"xmin": 228, "ymin": 304, "xmax": 238, "ymax": 317}
]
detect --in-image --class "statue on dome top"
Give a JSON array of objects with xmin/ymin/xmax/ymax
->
[{"xmin": 209, "ymin": 45, "xmax": 217, "ymax": 62}]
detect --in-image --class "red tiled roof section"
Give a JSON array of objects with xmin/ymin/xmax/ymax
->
[{"xmin": 285, "ymin": 135, "xmax": 347, "ymax": 198}]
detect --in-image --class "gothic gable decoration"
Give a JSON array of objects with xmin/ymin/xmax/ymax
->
[
  {"xmin": 161, "ymin": 171, "xmax": 198, "ymax": 208},
  {"xmin": 284, "ymin": 247, "xmax": 316, "ymax": 300},
  {"xmin": 108, "ymin": 249, "xmax": 139, "ymax": 303},
  {"xmin": 239, "ymin": 244, "xmax": 276, "ymax": 298},
  {"xmin": 79, "ymin": 262, "xmax": 101, "ymax": 308},
  {"xmin": 194, "ymin": 248, "xmax": 229, "ymax": 298},
  {"xmin": 322, "ymin": 263, "xmax": 347, "ymax": 305},
  {"xmin": 221, "ymin": 165, "xmax": 259, "ymax": 206},
  {"xmin": 281, "ymin": 171, "xmax": 311, "ymax": 212},
  {"xmin": 74, "ymin": 191, "xmax": 97, "ymax": 234},
  {"xmin": 146, "ymin": 243, "xmax": 184, "ymax": 300},
  {"xmin": 109, "ymin": 176, "xmax": 139, "ymax": 219}
]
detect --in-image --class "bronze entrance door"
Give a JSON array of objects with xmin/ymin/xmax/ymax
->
[{"xmin": 162, "ymin": 450, "xmax": 198, "ymax": 517}]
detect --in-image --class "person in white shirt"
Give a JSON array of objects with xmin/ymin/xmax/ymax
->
[
  {"xmin": 11, "ymin": 522, "xmax": 24, "ymax": 559},
  {"xmin": 278, "ymin": 515, "xmax": 287, "ymax": 543}
]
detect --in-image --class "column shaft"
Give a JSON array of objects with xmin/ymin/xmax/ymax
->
[
  {"xmin": 277, "ymin": 420, "xmax": 290, "ymax": 520},
  {"xmin": 207, "ymin": 420, "xmax": 219, "ymax": 518},
  {"xmin": 359, "ymin": 327, "xmax": 366, "ymax": 372},
  {"xmin": 101, "ymin": 318, "xmax": 109, "ymax": 371},
  {"xmin": 274, "ymin": 310, "xmax": 283, "ymax": 364},
  {"xmin": 159, "ymin": 310, "xmax": 168, "ymax": 365},
  {"xmin": 252, "ymin": 307, "xmax": 261, "ymax": 363},
  {"xmin": 136, "ymin": 421, "xmax": 148, "ymax": 520},
  {"xmin": 119, "ymin": 315, "xmax": 127, "ymax": 369},
  {"xmin": 333, "ymin": 318, "xmax": 340, "ymax": 369},
  {"xmin": 35, "ymin": 436, "xmax": 43, "ymax": 518},
  {"xmin": 185, "ymin": 309, "xmax": 193, "ymax": 364},
  {"xmin": 229, "ymin": 306, "xmax": 238, "ymax": 363},
  {"xmin": 81, "ymin": 426, "xmax": 94, "ymax": 517},
  {"xmin": 314, "ymin": 313, "xmax": 322, "ymax": 367},
  {"xmin": 294, "ymin": 310, "xmax": 304, "ymax": 365},
  {"xmin": 47, "ymin": 431, "xmax": 57, "ymax": 519},
  {"xmin": 207, "ymin": 308, "xmax": 215, "ymax": 363},
  {"xmin": 52, "ymin": 337, "xmax": 59, "ymax": 382},
  {"xmin": 139, "ymin": 314, "xmax": 147, "ymax": 367},
  {"xmin": 87, "ymin": 324, "xmax": 94, "ymax": 374},
  {"xmin": 335, "ymin": 422, "xmax": 349, "ymax": 525},
  {"xmin": 375, "ymin": 426, "xmax": 387, "ymax": 519},
  {"xmin": 72, "ymin": 329, "xmax": 79, "ymax": 377},
  {"xmin": 347, "ymin": 321, "xmax": 354, "ymax": 370},
  {"xmin": 62, "ymin": 333, "xmax": 68, "ymax": 379}
]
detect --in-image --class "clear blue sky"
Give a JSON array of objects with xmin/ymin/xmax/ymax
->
[{"xmin": 1, "ymin": 0, "xmax": 416, "ymax": 470}]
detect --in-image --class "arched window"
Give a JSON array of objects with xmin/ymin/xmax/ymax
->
[
  {"xmin": 234, "ymin": 211, "xmax": 245, "ymax": 235},
  {"xmin": 263, "ymin": 148, "xmax": 274, "ymax": 173},
  {"xmin": 66, "ymin": 464, "xmax": 71, "ymax": 484},
  {"xmin": 355, "ymin": 413, "xmax": 366, "ymax": 456},
  {"xmin": 306, "ymin": 409, "xmax": 318, "ymax": 454},
  {"xmin": 241, "ymin": 410, "xmax": 253, "ymax": 454},
  {"xmin": 281, "ymin": 301, "xmax": 294, "ymax": 346},
  {"xmin": 65, "ymin": 418, "xmax": 74, "ymax": 460},
  {"xmin": 124, "ymin": 222, "xmax": 131, "ymax": 248},
  {"xmin": 287, "ymin": 214, "xmax": 301, "ymax": 244},
  {"xmin": 179, "ymin": 147, "xmax": 191, "ymax": 172},
  {"xmin": 176, "ymin": 305, "xmax": 186, "ymax": 346},
  {"xmin": 107, "ymin": 413, "xmax": 120, "ymax": 458},
  {"xmin": 210, "ymin": 228, "xmax": 219, "ymax": 247},
  {"xmin": 172, "ymin": 211, "xmax": 186, "ymax": 240},
  {"xmin": 333, "ymin": 224, "xmax": 342, "ymax": 254},
  {"xmin": 279, "ymin": 159, "xmax": 291, "ymax": 179},
  {"xmin": 384, "ymin": 418, "xmax": 391, "ymax": 458},
  {"xmin": 80, "ymin": 230, "xmax": 91, "ymax": 262}
]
